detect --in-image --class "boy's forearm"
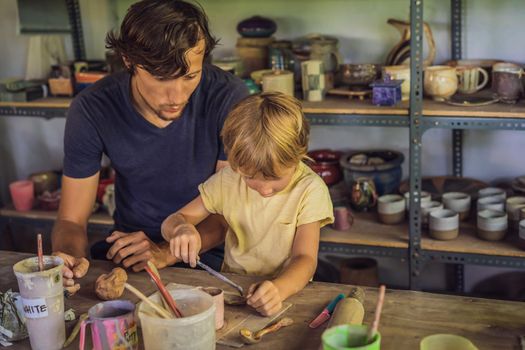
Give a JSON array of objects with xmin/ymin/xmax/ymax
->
[
  {"xmin": 160, "ymin": 212, "xmax": 188, "ymax": 241},
  {"xmin": 272, "ymin": 255, "xmax": 317, "ymax": 301}
]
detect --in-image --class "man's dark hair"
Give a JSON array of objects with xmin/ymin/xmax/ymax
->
[{"xmin": 106, "ymin": 0, "xmax": 217, "ymax": 78}]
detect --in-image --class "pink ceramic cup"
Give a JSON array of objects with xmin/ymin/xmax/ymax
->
[
  {"xmin": 333, "ymin": 206, "xmax": 354, "ymax": 231},
  {"xmin": 9, "ymin": 180, "xmax": 34, "ymax": 211},
  {"xmin": 200, "ymin": 287, "xmax": 224, "ymax": 330}
]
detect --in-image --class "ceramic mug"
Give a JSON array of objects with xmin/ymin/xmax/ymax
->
[
  {"xmin": 333, "ymin": 206, "xmax": 354, "ymax": 231},
  {"xmin": 429, "ymin": 209, "xmax": 459, "ymax": 241},
  {"xmin": 456, "ymin": 66, "xmax": 489, "ymax": 94},
  {"xmin": 505, "ymin": 196, "xmax": 525, "ymax": 233},
  {"xmin": 301, "ymin": 60, "xmax": 326, "ymax": 102},
  {"xmin": 442, "ymin": 192, "xmax": 471, "ymax": 221},
  {"xmin": 200, "ymin": 287, "xmax": 224, "ymax": 330},
  {"xmin": 79, "ymin": 300, "xmax": 138, "ymax": 350},
  {"xmin": 492, "ymin": 62, "xmax": 524, "ymax": 104},
  {"xmin": 383, "ymin": 65, "xmax": 410, "ymax": 101},
  {"xmin": 377, "ymin": 194, "xmax": 405, "ymax": 225},
  {"xmin": 478, "ymin": 187, "xmax": 506, "ymax": 201},
  {"xmin": 262, "ymin": 70, "xmax": 294, "ymax": 96},
  {"xmin": 477, "ymin": 196, "xmax": 505, "ymax": 212},
  {"xmin": 421, "ymin": 201, "xmax": 443, "ymax": 227},
  {"xmin": 403, "ymin": 191, "xmax": 431, "ymax": 210},
  {"xmin": 424, "ymin": 66, "xmax": 458, "ymax": 101},
  {"xmin": 9, "ymin": 180, "xmax": 34, "ymax": 212},
  {"xmin": 477, "ymin": 209, "xmax": 507, "ymax": 241}
]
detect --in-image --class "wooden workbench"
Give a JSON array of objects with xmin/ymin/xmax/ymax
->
[{"xmin": 1, "ymin": 250, "xmax": 524, "ymax": 349}]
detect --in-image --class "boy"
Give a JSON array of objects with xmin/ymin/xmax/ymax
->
[{"xmin": 161, "ymin": 92, "xmax": 333, "ymax": 316}]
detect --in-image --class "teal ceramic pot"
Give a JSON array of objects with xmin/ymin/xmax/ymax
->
[{"xmin": 340, "ymin": 150, "xmax": 404, "ymax": 196}]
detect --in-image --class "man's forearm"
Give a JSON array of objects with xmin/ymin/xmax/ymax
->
[{"xmin": 51, "ymin": 219, "xmax": 89, "ymax": 258}]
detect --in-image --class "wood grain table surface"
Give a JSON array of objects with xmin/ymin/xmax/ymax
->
[{"xmin": 1, "ymin": 250, "xmax": 524, "ymax": 350}]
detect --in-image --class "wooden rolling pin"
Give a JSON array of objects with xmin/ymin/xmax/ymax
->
[{"xmin": 326, "ymin": 287, "xmax": 365, "ymax": 327}]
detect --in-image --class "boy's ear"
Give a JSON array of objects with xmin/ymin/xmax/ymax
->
[{"xmin": 122, "ymin": 56, "xmax": 132, "ymax": 69}]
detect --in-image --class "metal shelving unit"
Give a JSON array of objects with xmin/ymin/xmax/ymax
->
[{"xmin": 1, "ymin": 0, "xmax": 524, "ymax": 292}]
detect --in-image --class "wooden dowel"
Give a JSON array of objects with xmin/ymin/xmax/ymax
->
[{"xmin": 124, "ymin": 283, "xmax": 172, "ymax": 319}]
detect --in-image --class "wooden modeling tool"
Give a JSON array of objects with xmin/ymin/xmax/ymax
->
[
  {"xmin": 144, "ymin": 262, "xmax": 183, "ymax": 318},
  {"xmin": 37, "ymin": 233, "xmax": 44, "ymax": 272},
  {"xmin": 124, "ymin": 282, "xmax": 172, "ymax": 319},
  {"xmin": 367, "ymin": 285, "xmax": 386, "ymax": 343},
  {"xmin": 240, "ymin": 317, "xmax": 294, "ymax": 344},
  {"xmin": 197, "ymin": 260, "xmax": 244, "ymax": 296}
]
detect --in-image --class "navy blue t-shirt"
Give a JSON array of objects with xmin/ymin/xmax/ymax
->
[{"xmin": 63, "ymin": 64, "xmax": 248, "ymax": 240}]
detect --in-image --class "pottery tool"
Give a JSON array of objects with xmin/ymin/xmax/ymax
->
[
  {"xmin": 197, "ymin": 260, "xmax": 244, "ymax": 296},
  {"xmin": 37, "ymin": 233, "xmax": 44, "ymax": 272},
  {"xmin": 308, "ymin": 293, "xmax": 345, "ymax": 328},
  {"xmin": 367, "ymin": 285, "xmax": 386, "ymax": 343},
  {"xmin": 63, "ymin": 313, "xmax": 88, "ymax": 347},
  {"xmin": 144, "ymin": 262, "xmax": 183, "ymax": 318},
  {"xmin": 240, "ymin": 317, "xmax": 294, "ymax": 344},
  {"xmin": 124, "ymin": 282, "xmax": 172, "ymax": 319},
  {"xmin": 326, "ymin": 287, "xmax": 365, "ymax": 328}
]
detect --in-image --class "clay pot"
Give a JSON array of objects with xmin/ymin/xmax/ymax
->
[
  {"xmin": 237, "ymin": 16, "xmax": 276, "ymax": 38},
  {"xmin": 307, "ymin": 149, "xmax": 343, "ymax": 186},
  {"xmin": 337, "ymin": 64, "xmax": 381, "ymax": 88}
]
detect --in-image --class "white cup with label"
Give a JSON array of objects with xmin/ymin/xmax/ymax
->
[{"xmin": 13, "ymin": 256, "xmax": 65, "ymax": 350}]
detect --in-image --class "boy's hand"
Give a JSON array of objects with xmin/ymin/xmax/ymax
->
[
  {"xmin": 246, "ymin": 280, "xmax": 283, "ymax": 316},
  {"xmin": 169, "ymin": 223, "xmax": 202, "ymax": 267}
]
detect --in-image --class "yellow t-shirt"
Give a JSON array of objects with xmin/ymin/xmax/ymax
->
[{"xmin": 198, "ymin": 162, "xmax": 334, "ymax": 277}]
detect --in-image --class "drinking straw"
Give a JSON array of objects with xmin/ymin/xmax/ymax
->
[
  {"xmin": 367, "ymin": 284, "xmax": 386, "ymax": 343},
  {"xmin": 144, "ymin": 262, "xmax": 183, "ymax": 318},
  {"xmin": 37, "ymin": 233, "xmax": 44, "ymax": 272},
  {"xmin": 123, "ymin": 282, "xmax": 172, "ymax": 319}
]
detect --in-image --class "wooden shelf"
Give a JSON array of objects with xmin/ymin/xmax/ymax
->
[
  {"xmin": 422, "ymin": 219, "xmax": 525, "ymax": 258},
  {"xmin": 0, "ymin": 97, "xmax": 72, "ymax": 108},
  {"xmin": 320, "ymin": 211, "xmax": 409, "ymax": 249},
  {"xmin": 0, "ymin": 205, "xmax": 113, "ymax": 226},
  {"xmin": 1, "ymin": 96, "xmax": 525, "ymax": 120}
]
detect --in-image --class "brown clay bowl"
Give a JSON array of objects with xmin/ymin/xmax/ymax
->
[{"xmin": 337, "ymin": 64, "xmax": 381, "ymax": 88}]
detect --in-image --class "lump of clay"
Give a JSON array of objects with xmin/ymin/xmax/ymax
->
[{"xmin": 95, "ymin": 267, "xmax": 127, "ymax": 300}]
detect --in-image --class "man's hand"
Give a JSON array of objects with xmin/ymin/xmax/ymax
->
[
  {"xmin": 168, "ymin": 223, "xmax": 202, "ymax": 268},
  {"xmin": 106, "ymin": 231, "xmax": 172, "ymax": 271},
  {"xmin": 246, "ymin": 280, "xmax": 283, "ymax": 317},
  {"xmin": 52, "ymin": 251, "xmax": 89, "ymax": 296}
]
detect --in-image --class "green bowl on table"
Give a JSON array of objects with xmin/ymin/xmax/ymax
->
[{"xmin": 322, "ymin": 325, "xmax": 381, "ymax": 350}]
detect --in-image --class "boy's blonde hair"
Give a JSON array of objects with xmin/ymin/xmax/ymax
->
[{"xmin": 222, "ymin": 92, "xmax": 310, "ymax": 179}]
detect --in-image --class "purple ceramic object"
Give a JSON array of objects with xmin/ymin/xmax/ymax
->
[
  {"xmin": 370, "ymin": 76, "xmax": 403, "ymax": 106},
  {"xmin": 237, "ymin": 16, "xmax": 277, "ymax": 38}
]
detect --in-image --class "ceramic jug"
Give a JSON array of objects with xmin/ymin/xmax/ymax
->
[{"xmin": 350, "ymin": 177, "xmax": 378, "ymax": 212}]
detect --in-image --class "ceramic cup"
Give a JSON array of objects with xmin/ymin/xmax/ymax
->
[
  {"xmin": 429, "ymin": 209, "xmax": 459, "ymax": 240},
  {"xmin": 403, "ymin": 191, "xmax": 431, "ymax": 210},
  {"xmin": 383, "ymin": 65, "xmax": 410, "ymax": 101},
  {"xmin": 519, "ymin": 220, "xmax": 525, "ymax": 250},
  {"xmin": 506, "ymin": 196, "xmax": 525, "ymax": 233},
  {"xmin": 442, "ymin": 192, "xmax": 471, "ymax": 221},
  {"xmin": 477, "ymin": 196, "xmax": 505, "ymax": 212},
  {"xmin": 262, "ymin": 70, "xmax": 294, "ymax": 96},
  {"xmin": 492, "ymin": 62, "xmax": 524, "ymax": 104},
  {"xmin": 377, "ymin": 194, "xmax": 405, "ymax": 225},
  {"xmin": 421, "ymin": 201, "xmax": 443, "ymax": 227},
  {"xmin": 301, "ymin": 60, "xmax": 326, "ymax": 102},
  {"xmin": 521, "ymin": 207, "xmax": 525, "ymax": 221},
  {"xmin": 9, "ymin": 180, "xmax": 35, "ymax": 212},
  {"xmin": 456, "ymin": 66, "xmax": 489, "ymax": 94},
  {"xmin": 478, "ymin": 187, "xmax": 506, "ymax": 201},
  {"xmin": 332, "ymin": 206, "xmax": 354, "ymax": 231},
  {"xmin": 200, "ymin": 287, "xmax": 224, "ymax": 330},
  {"xmin": 477, "ymin": 209, "xmax": 508, "ymax": 241},
  {"xmin": 424, "ymin": 65, "xmax": 458, "ymax": 101}
]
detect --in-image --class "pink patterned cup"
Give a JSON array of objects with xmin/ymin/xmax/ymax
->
[{"xmin": 9, "ymin": 180, "xmax": 34, "ymax": 211}]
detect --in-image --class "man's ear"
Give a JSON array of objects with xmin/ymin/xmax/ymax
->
[{"xmin": 122, "ymin": 56, "xmax": 131, "ymax": 69}]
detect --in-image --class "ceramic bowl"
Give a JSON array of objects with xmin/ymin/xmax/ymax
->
[
  {"xmin": 237, "ymin": 16, "xmax": 276, "ymax": 38},
  {"xmin": 337, "ymin": 64, "xmax": 381, "ymax": 87},
  {"xmin": 307, "ymin": 149, "xmax": 343, "ymax": 186}
]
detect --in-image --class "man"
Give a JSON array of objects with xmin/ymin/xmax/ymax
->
[{"xmin": 51, "ymin": 0, "xmax": 248, "ymax": 293}]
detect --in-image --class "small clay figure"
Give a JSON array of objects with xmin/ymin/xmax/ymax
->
[{"xmin": 95, "ymin": 267, "xmax": 128, "ymax": 300}]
